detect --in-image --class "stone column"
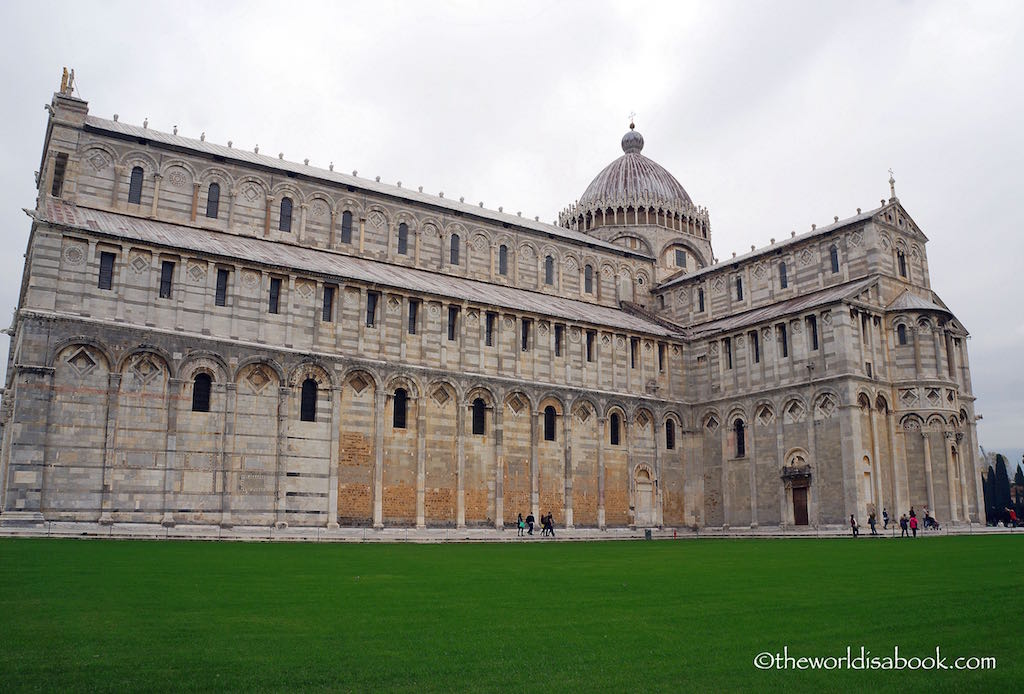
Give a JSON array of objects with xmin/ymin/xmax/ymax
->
[
  {"xmin": 111, "ymin": 165, "xmax": 125, "ymax": 208},
  {"xmin": 748, "ymin": 419, "xmax": 758, "ymax": 529},
  {"xmin": 160, "ymin": 378, "xmax": 183, "ymax": 527},
  {"xmin": 563, "ymin": 404, "xmax": 573, "ymax": 529},
  {"xmin": 274, "ymin": 385, "xmax": 290, "ymax": 528},
  {"xmin": 327, "ymin": 385, "xmax": 342, "ymax": 529},
  {"xmin": 597, "ymin": 415, "xmax": 606, "ymax": 529},
  {"xmin": 456, "ymin": 398, "xmax": 466, "ymax": 529},
  {"xmin": 654, "ymin": 417, "xmax": 664, "ymax": 527},
  {"xmin": 889, "ymin": 410, "xmax": 906, "ymax": 515},
  {"xmin": 494, "ymin": 402, "xmax": 504, "ymax": 529},
  {"xmin": 943, "ymin": 432, "xmax": 959, "ymax": 522},
  {"xmin": 373, "ymin": 389, "xmax": 385, "ymax": 528},
  {"xmin": 530, "ymin": 409, "xmax": 539, "ymax": 518},
  {"xmin": 921, "ymin": 429, "xmax": 935, "ymax": 513},
  {"xmin": 1, "ymin": 366, "xmax": 55, "ymax": 523},
  {"xmin": 190, "ymin": 182, "xmax": 200, "ymax": 222},
  {"xmin": 219, "ymin": 383, "xmax": 236, "ymax": 528},
  {"xmin": 415, "ymin": 394, "xmax": 426, "ymax": 529},
  {"xmin": 869, "ymin": 406, "xmax": 884, "ymax": 516},
  {"xmin": 98, "ymin": 373, "xmax": 121, "ymax": 524}
]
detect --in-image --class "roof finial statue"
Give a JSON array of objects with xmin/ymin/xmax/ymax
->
[
  {"xmin": 888, "ymin": 168, "xmax": 897, "ymax": 202},
  {"xmin": 59, "ymin": 67, "xmax": 75, "ymax": 96}
]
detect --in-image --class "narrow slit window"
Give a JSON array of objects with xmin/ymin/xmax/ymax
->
[
  {"xmin": 610, "ymin": 413, "xmax": 621, "ymax": 446},
  {"xmin": 268, "ymin": 277, "xmax": 282, "ymax": 314},
  {"xmin": 724, "ymin": 337, "xmax": 732, "ymax": 369},
  {"xmin": 158, "ymin": 260, "xmax": 175, "ymax": 299},
  {"xmin": 215, "ymin": 268, "xmax": 229, "ymax": 307},
  {"xmin": 322, "ymin": 285, "xmax": 335, "ymax": 322},
  {"xmin": 498, "ymin": 245, "xmax": 508, "ymax": 276},
  {"xmin": 191, "ymin": 373, "xmax": 212, "ymax": 412},
  {"xmin": 630, "ymin": 337, "xmax": 639, "ymax": 368},
  {"xmin": 448, "ymin": 306, "xmax": 460, "ymax": 341},
  {"xmin": 584, "ymin": 265, "xmax": 594, "ymax": 294},
  {"xmin": 665, "ymin": 419, "xmax": 675, "ymax": 450},
  {"xmin": 658, "ymin": 343, "xmax": 665, "ymax": 372},
  {"xmin": 544, "ymin": 256, "xmax": 554, "ymax": 285},
  {"xmin": 300, "ymin": 378, "xmax": 317, "ymax": 422},
  {"xmin": 98, "ymin": 251, "xmax": 115, "ymax": 290},
  {"xmin": 366, "ymin": 291, "xmax": 379, "ymax": 327},
  {"xmin": 830, "ymin": 245, "xmax": 839, "ymax": 273},
  {"xmin": 485, "ymin": 312, "xmax": 496, "ymax": 346},
  {"xmin": 206, "ymin": 183, "xmax": 220, "ymax": 218},
  {"xmin": 736, "ymin": 277, "xmax": 743, "ymax": 301},
  {"xmin": 779, "ymin": 262, "xmax": 788, "ymax": 289},
  {"xmin": 279, "ymin": 197, "xmax": 293, "ymax": 232},
  {"xmin": 393, "ymin": 389, "xmax": 407, "ymax": 429},
  {"xmin": 586, "ymin": 330, "xmax": 596, "ymax": 362},
  {"xmin": 450, "ymin": 234, "xmax": 460, "ymax": 265},
  {"xmin": 543, "ymin": 406, "xmax": 556, "ymax": 441},
  {"xmin": 555, "ymin": 324, "xmax": 564, "ymax": 357},
  {"xmin": 897, "ymin": 250, "xmax": 907, "ymax": 278},
  {"xmin": 897, "ymin": 324, "xmax": 907, "ymax": 345},
  {"xmin": 807, "ymin": 315, "xmax": 819, "ymax": 350},
  {"xmin": 397, "ymin": 223, "xmax": 408, "ymax": 255},
  {"xmin": 472, "ymin": 398, "xmax": 486, "ymax": 435},
  {"xmin": 778, "ymin": 323, "xmax": 788, "ymax": 358},
  {"xmin": 341, "ymin": 211, "xmax": 353, "ymax": 244},
  {"xmin": 521, "ymin": 319, "xmax": 531, "ymax": 351},
  {"xmin": 734, "ymin": 420, "xmax": 745, "ymax": 457},
  {"xmin": 698, "ymin": 288, "xmax": 705, "ymax": 312},
  {"xmin": 408, "ymin": 300, "xmax": 419, "ymax": 335},
  {"xmin": 128, "ymin": 166, "xmax": 143, "ymax": 204},
  {"xmin": 750, "ymin": 330, "xmax": 760, "ymax": 363}
]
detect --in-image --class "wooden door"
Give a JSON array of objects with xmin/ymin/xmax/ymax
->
[{"xmin": 793, "ymin": 487, "xmax": 809, "ymax": 526}]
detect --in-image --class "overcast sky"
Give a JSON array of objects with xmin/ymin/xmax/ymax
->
[{"xmin": 0, "ymin": 0, "xmax": 1021, "ymax": 461}]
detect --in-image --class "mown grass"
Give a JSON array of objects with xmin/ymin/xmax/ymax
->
[{"xmin": 0, "ymin": 535, "xmax": 1019, "ymax": 692}]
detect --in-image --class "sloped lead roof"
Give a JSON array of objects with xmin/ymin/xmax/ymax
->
[
  {"xmin": 34, "ymin": 200, "xmax": 679, "ymax": 338},
  {"xmin": 83, "ymin": 116, "xmax": 651, "ymax": 261},
  {"xmin": 886, "ymin": 289, "xmax": 951, "ymax": 315},
  {"xmin": 687, "ymin": 277, "xmax": 877, "ymax": 340}
]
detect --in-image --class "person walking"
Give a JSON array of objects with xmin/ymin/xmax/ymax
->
[
  {"xmin": 899, "ymin": 514, "xmax": 909, "ymax": 537},
  {"xmin": 909, "ymin": 514, "xmax": 918, "ymax": 538},
  {"xmin": 517, "ymin": 513, "xmax": 525, "ymax": 537},
  {"xmin": 882, "ymin": 508, "xmax": 890, "ymax": 530},
  {"xmin": 526, "ymin": 513, "xmax": 535, "ymax": 535},
  {"xmin": 547, "ymin": 513, "xmax": 556, "ymax": 538},
  {"xmin": 868, "ymin": 512, "xmax": 878, "ymax": 536},
  {"xmin": 850, "ymin": 514, "xmax": 859, "ymax": 537}
]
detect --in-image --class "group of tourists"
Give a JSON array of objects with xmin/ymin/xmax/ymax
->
[
  {"xmin": 851, "ymin": 505, "xmax": 941, "ymax": 538},
  {"xmin": 516, "ymin": 512, "xmax": 556, "ymax": 537}
]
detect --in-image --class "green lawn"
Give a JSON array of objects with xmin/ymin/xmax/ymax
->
[{"xmin": 0, "ymin": 536, "xmax": 1019, "ymax": 692}]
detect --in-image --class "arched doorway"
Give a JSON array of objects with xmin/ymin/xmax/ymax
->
[
  {"xmin": 634, "ymin": 467, "xmax": 655, "ymax": 527},
  {"xmin": 782, "ymin": 452, "xmax": 812, "ymax": 526}
]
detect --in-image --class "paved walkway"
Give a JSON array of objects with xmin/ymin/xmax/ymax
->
[{"xmin": 0, "ymin": 520, "xmax": 1019, "ymax": 543}]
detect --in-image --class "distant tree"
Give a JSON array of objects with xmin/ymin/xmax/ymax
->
[
  {"xmin": 1013, "ymin": 463, "xmax": 1024, "ymax": 518},
  {"xmin": 994, "ymin": 455, "xmax": 1012, "ymax": 517},
  {"xmin": 983, "ymin": 465, "xmax": 997, "ymax": 525}
]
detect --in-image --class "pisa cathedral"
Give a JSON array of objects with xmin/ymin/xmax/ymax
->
[{"xmin": 0, "ymin": 78, "xmax": 984, "ymax": 531}]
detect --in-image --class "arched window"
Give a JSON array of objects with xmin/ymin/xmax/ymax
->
[
  {"xmin": 897, "ymin": 250, "xmax": 907, "ymax": 278},
  {"xmin": 498, "ymin": 245, "xmax": 508, "ymax": 276},
  {"xmin": 128, "ymin": 166, "xmax": 144, "ymax": 204},
  {"xmin": 897, "ymin": 324, "xmax": 907, "ymax": 345},
  {"xmin": 543, "ymin": 406, "xmax": 556, "ymax": 441},
  {"xmin": 734, "ymin": 419, "xmax": 745, "ymax": 458},
  {"xmin": 584, "ymin": 265, "xmax": 594, "ymax": 294},
  {"xmin": 300, "ymin": 378, "xmax": 317, "ymax": 422},
  {"xmin": 779, "ymin": 262, "xmax": 788, "ymax": 289},
  {"xmin": 830, "ymin": 245, "xmax": 839, "ymax": 273},
  {"xmin": 205, "ymin": 182, "xmax": 220, "ymax": 219},
  {"xmin": 665, "ymin": 419, "xmax": 675, "ymax": 450},
  {"xmin": 450, "ymin": 234, "xmax": 460, "ymax": 265},
  {"xmin": 472, "ymin": 398, "xmax": 486, "ymax": 435},
  {"xmin": 610, "ymin": 413, "xmax": 621, "ymax": 445},
  {"xmin": 341, "ymin": 210, "xmax": 353, "ymax": 244},
  {"xmin": 544, "ymin": 255, "xmax": 554, "ymax": 285},
  {"xmin": 279, "ymin": 197, "xmax": 293, "ymax": 232},
  {"xmin": 393, "ymin": 388, "xmax": 408, "ymax": 429},
  {"xmin": 397, "ymin": 223, "xmax": 408, "ymax": 255},
  {"xmin": 191, "ymin": 373, "xmax": 211, "ymax": 412}
]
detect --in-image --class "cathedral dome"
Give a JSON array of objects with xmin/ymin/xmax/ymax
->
[{"xmin": 577, "ymin": 124, "xmax": 693, "ymax": 210}]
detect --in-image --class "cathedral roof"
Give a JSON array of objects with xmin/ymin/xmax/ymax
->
[
  {"xmin": 81, "ymin": 116, "xmax": 652, "ymax": 262},
  {"xmin": 33, "ymin": 200, "xmax": 679, "ymax": 338},
  {"xmin": 578, "ymin": 124, "xmax": 693, "ymax": 210},
  {"xmin": 886, "ymin": 289, "xmax": 951, "ymax": 315}
]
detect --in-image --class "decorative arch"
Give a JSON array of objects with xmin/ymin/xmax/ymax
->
[
  {"xmin": 875, "ymin": 394, "xmax": 890, "ymax": 413},
  {"xmin": 288, "ymin": 360, "xmax": 333, "ymax": 389},
  {"xmin": 197, "ymin": 166, "xmax": 235, "ymax": 187},
  {"xmin": 341, "ymin": 368, "xmax": 380, "ymax": 396},
  {"xmin": 115, "ymin": 344, "xmax": 174, "ymax": 379},
  {"xmin": 118, "ymin": 150, "xmax": 159, "ymax": 172},
  {"xmin": 900, "ymin": 414, "xmax": 924, "ymax": 430},
  {"xmin": 158, "ymin": 158, "xmax": 198, "ymax": 180},
  {"xmin": 270, "ymin": 182, "xmax": 305, "ymax": 205},
  {"xmin": 177, "ymin": 351, "xmax": 230, "ymax": 383},
  {"xmin": 334, "ymin": 198, "xmax": 365, "ymax": 219},
  {"xmin": 425, "ymin": 379, "xmax": 459, "ymax": 409},
  {"xmin": 784, "ymin": 447, "xmax": 810, "ymax": 469},
  {"xmin": 232, "ymin": 175, "xmax": 270, "ymax": 200},
  {"xmin": 232, "ymin": 356, "xmax": 286, "ymax": 384},
  {"xmin": 702, "ymin": 409, "xmax": 722, "ymax": 433},
  {"xmin": 385, "ymin": 373, "xmax": 422, "ymax": 400},
  {"xmin": 464, "ymin": 385, "xmax": 496, "ymax": 408},
  {"xmin": 47, "ymin": 336, "xmax": 114, "ymax": 370}
]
